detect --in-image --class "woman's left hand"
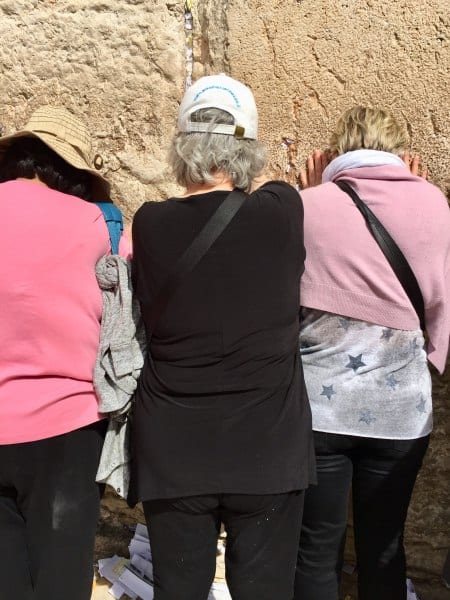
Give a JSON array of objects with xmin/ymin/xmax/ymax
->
[{"xmin": 298, "ymin": 150, "xmax": 331, "ymax": 189}]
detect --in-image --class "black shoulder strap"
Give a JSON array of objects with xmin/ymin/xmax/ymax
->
[
  {"xmin": 336, "ymin": 180, "xmax": 425, "ymax": 331},
  {"xmin": 147, "ymin": 189, "xmax": 247, "ymax": 338}
]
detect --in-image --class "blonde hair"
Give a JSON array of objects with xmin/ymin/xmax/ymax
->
[{"xmin": 329, "ymin": 106, "xmax": 408, "ymax": 156}]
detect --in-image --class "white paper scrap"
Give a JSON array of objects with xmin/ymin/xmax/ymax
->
[
  {"xmin": 98, "ymin": 556, "xmax": 139, "ymax": 599},
  {"xmin": 135, "ymin": 523, "xmax": 149, "ymax": 540},
  {"xmin": 208, "ymin": 581, "xmax": 232, "ymax": 600},
  {"xmin": 118, "ymin": 567, "xmax": 154, "ymax": 599},
  {"xmin": 129, "ymin": 524, "xmax": 152, "ymax": 561},
  {"xmin": 130, "ymin": 554, "xmax": 154, "ymax": 582},
  {"xmin": 129, "ymin": 539, "xmax": 152, "ymax": 561},
  {"xmin": 406, "ymin": 578, "xmax": 421, "ymax": 600},
  {"xmin": 108, "ymin": 582, "xmax": 126, "ymax": 599},
  {"xmin": 98, "ymin": 555, "xmax": 129, "ymax": 584}
]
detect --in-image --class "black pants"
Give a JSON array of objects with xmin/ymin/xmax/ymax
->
[
  {"xmin": 0, "ymin": 421, "xmax": 106, "ymax": 600},
  {"xmin": 143, "ymin": 490, "xmax": 305, "ymax": 600},
  {"xmin": 294, "ymin": 431, "xmax": 429, "ymax": 600}
]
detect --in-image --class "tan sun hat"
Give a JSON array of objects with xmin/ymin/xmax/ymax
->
[{"xmin": 0, "ymin": 105, "xmax": 110, "ymax": 199}]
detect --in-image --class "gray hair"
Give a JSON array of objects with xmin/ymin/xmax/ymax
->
[{"xmin": 169, "ymin": 108, "xmax": 267, "ymax": 192}]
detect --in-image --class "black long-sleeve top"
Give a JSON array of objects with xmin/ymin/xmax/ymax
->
[{"xmin": 129, "ymin": 181, "xmax": 315, "ymax": 503}]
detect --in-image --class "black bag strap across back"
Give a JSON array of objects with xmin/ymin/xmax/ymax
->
[
  {"xmin": 146, "ymin": 189, "xmax": 248, "ymax": 339},
  {"xmin": 336, "ymin": 180, "xmax": 426, "ymax": 331}
]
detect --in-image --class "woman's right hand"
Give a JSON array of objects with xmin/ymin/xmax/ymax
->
[{"xmin": 401, "ymin": 151, "xmax": 428, "ymax": 179}]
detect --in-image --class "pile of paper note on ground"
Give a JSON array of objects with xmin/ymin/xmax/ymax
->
[
  {"xmin": 98, "ymin": 524, "xmax": 154, "ymax": 599},
  {"xmin": 98, "ymin": 523, "xmax": 231, "ymax": 600}
]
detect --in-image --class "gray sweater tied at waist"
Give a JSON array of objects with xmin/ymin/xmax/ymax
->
[{"xmin": 94, "ymin": 255, "xmax": 146, "ymax": 498}]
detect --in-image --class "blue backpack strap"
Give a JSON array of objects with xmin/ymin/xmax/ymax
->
[{"xmin": 96, "ymin": 203, "xmax": 124, "ymax": 255}]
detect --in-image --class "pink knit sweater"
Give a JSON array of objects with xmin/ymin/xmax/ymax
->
[
  {"xmin": 300, "ymin": 166, "xmax": 450, "ymax": 373},
  {"xmin": 0, "ymin": 180, "xmax": 130, "ymax": 444}
]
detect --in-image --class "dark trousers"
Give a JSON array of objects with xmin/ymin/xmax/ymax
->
[
  {"xmin": 294, "ymin": 431, "xmax": 429, "ymax": 600},
  {"xmin": 143, "ymin": 490, "xmax": 305, "ymax": 600},
  {"xmin": 0, "ymin": 421, "xmax": 106, "ymax": 600}
]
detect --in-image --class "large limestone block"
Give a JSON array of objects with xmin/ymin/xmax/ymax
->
[
  {"xmin": 218, "ymin": 0, "xmax": 449, "ymax": 192},
  {"xmin": 0, "ymin": 0, "xmax": 185, "ymax": 217},
  {"xmin": 1, "ymin": 1, "xmax": 448, "ymax": 210}
]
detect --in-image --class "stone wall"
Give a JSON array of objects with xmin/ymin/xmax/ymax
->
[
  {"xmin": 0, "ymin": 0, "xmax": 185, "ymax": 220},
  {"xmin": 1, "ymin": 1, "xmax": 448, "ymax": 203},
  {"xmin": 206, "ymin": 0, "xmax": 450, "ymax": 193},
  {"xmin": 1, "ymin": 0, "xmax": 448, "ymax": 596}
]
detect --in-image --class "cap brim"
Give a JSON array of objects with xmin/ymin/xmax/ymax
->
[
  {"xmin": 182, "ymin": 122, "xmax": 252, "ymax": 138},
  {"xmin": 0, "ymin": 130, "xmax": 110, "ymax": 199}
]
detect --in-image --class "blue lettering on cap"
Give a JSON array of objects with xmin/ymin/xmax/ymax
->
[{"xmin": 193, "ymin": 85, "xmax": 241, "ymax": 107}]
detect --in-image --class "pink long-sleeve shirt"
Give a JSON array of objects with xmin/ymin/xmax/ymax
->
[
  {"xmin": 0, "ymin": 180, "xmax": 129, "ymax": 444},
  {"xmin": 300, "ymin": 166, "xmax": 450, "ymax": 373}
]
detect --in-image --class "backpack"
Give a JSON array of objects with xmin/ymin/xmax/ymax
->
[{"xmin": 96, "ymin": 202, "xmax": 124, "ymax": 254}]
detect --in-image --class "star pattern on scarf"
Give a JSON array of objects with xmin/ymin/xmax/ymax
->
[
  {"xmin": 359, "ymin": 409, "xmax": 376, "ymax": 425},
  {"xmin": 345, "ymin": 354, "xmax": 366, "ymax": 372},
  {"xmin": 416, "ymin": 395, "xmax": 427, "ymax": 414},
  {"xmin": 381, "ymin": 328, "xmax": 394, "ymax": 341},
  {"xmin": 386, "ymin": 373, "xmax": 400, "ymax": 390},
  {"xmin": 320, "ymin": 385, "xmax": 337, "ymax": 401}
]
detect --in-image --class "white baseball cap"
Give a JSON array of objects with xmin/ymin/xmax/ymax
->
[{"xmin": 178, "ymin": 74, "xmax": 258, "ymax": 140}]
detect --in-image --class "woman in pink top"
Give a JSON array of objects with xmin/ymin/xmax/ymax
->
[
  {"xmin": 294, "ymin": 107, "xmax": 450, "ymax": 600},
  {"xmin": 0, "ymin": 106, "xmax": 123, "ymax": 600}
]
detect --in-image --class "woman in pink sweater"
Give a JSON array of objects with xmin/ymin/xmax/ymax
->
[
  {"xmin": 294, "ymin": 107, "xmax": 450, "ymax": 600},
  {"xmin": 0, "ymin": 106, "xmax": 126, "ymax": 600}
]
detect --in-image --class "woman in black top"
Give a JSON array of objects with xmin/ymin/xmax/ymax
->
[{"xmin": 130, "ymin": 74, "xmax": 315, "ymax": 600}]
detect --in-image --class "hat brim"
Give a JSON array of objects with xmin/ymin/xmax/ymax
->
[{"xmin": 0, "ymin": 130, "xmax": 110, "ymax": 199}]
